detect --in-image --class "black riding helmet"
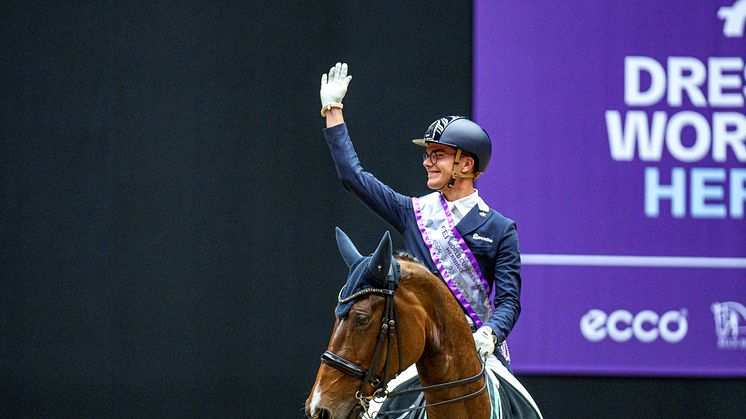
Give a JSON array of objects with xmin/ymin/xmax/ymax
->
[{"xmin": 412, "ymin": 116, "xmax": 492, "ymax": 174}]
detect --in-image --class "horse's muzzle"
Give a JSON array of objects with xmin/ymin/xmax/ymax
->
[
  {"xmin": 306, "ymin": 404, "xmax": 362, "ymax": 419},
  {"xmin": 306, "ymin": 406, "xmax": 332, "ymax": 419}
]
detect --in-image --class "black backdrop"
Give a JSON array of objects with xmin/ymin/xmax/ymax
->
[{"xmin": 2, "ymin": 1, "xmax": 744, "ymax": 418}]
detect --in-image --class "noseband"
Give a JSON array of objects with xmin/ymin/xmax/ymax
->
[{"xmin": 319, "ymin": 273, "xmax": 488, "ymax": 417}]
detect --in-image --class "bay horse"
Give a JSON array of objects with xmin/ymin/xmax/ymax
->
[{"xmin": 305, "ymin": 229, "xmax": 542, "ymax": 419}]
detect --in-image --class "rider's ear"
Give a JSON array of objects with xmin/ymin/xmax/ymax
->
[
  {"xmin": 462, "ymin": 155, "xmax": 476, "ymax": 174},
  {"xmin": 336, "ymin": 227, "xmax": 363, "ymax": 268},
  {"xmin": 368, "ymin": 231, "xmax": 392, "ymax": 283}
]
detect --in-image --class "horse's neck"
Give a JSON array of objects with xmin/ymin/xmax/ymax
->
[
  {"xmin": 408, "ymin": 272, "xmax": 491, "ymax": 419},
  {"xmin": 416, "ymin": 321, "xmax": 474, "ymax": 385}
]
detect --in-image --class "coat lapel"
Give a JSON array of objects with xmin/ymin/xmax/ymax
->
[{"xmin": 456, "ymin": 204, "xmax": 492, "ymax": 236}]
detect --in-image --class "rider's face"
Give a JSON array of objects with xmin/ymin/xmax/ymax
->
[{"xmin": 422, "ymin": 144, "xmax": 457, "ymax": 190}]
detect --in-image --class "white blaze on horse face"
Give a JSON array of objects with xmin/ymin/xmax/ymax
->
[
  {"xmin": 309, "ymin": 385, "xmax": 323, "ymax": 416},
  {"xmin": 309, "ymin": 367, "xmax": 355, "ymax": 416},
  {"xmin": 311, "ymin": 372, "xmax": 335, "ymax": 415}
]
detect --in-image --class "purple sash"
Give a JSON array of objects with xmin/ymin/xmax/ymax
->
[{"xmin": 413, "ymin": 192, "xmax": 493, "ymax": 327}]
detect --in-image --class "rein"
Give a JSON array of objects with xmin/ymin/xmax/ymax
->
[
  {"xmin": 376, "ymin": 358, "xmax": 488, "ymax": 417},
  {"xmin": 319, "ymin": 277, "xmax": 489, "ymax": 417}
]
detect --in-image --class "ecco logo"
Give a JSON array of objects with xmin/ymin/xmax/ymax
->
[{"xmin": 580, "ymin": 309, "xmax": 688, "ymax": 343}]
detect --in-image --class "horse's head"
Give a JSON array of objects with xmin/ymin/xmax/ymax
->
[{"xmin": 305, "ymin": 229, "xmax": 430, "ymax": 419}]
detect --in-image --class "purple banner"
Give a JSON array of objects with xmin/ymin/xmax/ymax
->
[{"xmin": 474, "ymin": 1, "xmax": 746, "ymax": 376}]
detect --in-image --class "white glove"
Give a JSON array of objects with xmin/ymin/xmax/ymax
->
[
  {"xmin": 473, "ymin": 326, "xmax": 496, "ymax": 358},
  {"xmin": 319, "ymin": 62, "xmax": 352, "ymax": 116}
]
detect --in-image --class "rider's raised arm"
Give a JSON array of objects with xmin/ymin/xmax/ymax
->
[
  {"xmin": 323, "ymin": 121, "xmax": 411, "ymax": 233},
  {"xmin": 319, "ymin": 63, "xmax": 411, "ymax": 232}
]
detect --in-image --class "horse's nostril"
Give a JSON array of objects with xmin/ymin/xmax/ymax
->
[{"xmin": 317, "ymin": 407, "xmax": 333, "ymax": 419}]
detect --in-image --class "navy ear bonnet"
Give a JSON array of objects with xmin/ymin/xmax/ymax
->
[
  {"xmin": 336, "ymin": 256, "xmax": 400, "ymax": 318},
  {"xmin": 334, "ymin": 228, "xmax": 400, "ymax": 318}
]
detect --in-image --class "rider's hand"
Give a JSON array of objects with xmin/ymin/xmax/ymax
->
[
  {"xmin": 473, "ymin": 326, "xmax": 496, "ymax": 358},
  {"xmin": 320, "ymin": 62, "xmax": 352, "ymax": 116}
]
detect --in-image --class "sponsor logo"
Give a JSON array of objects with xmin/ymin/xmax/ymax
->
[
  {"xmin": 711, "ymin": 301, "xmax": 746, "ymax": 350},
  {"xmin": 718, "ymin": 0, "xmax": 746, "ymax": 37},
  {"xmin": 472, "ymin": 233, "xmax": 493, "ymax": 244},
  {"xmin": 580, "ymin": 308, "xmax": 688, "ymax": 343}
]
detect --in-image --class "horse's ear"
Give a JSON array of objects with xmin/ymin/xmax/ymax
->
[
  {"xmin": 369, "ymin": 231, "xmax": 392, "ymax": 282},
  {"xmin": 335, "ymin": 227, "xmax": 363, "ymax": 268}
]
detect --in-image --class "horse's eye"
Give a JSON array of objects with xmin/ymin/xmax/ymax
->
[{"xmin": 354, "ymin": 313, "xmax": 370, "ymax": 327}]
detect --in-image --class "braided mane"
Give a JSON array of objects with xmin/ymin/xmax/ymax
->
[{"xmin": 395, "ymin": 251, "xmax": 421, "ymax": 264}]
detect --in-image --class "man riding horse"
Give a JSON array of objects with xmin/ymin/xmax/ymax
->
[{"xmin": 318, "ymin": 63, "xmax": 522, "ymax": 381}]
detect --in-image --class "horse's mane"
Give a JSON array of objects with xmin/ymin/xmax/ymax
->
[
  {"xmin": 394, "ymin": 252, "xmax": 460, "ymax": 310},
  {"xmin": 394, "ymin": 252, "xmax": 435, "ymax": 285},
  {"xmin": 338, "ymin": 251, "xmax": 465, "ymax": 328},
  {"xmin": 395, "ymin": 251, "xmax": 421, "ymax": 264}
]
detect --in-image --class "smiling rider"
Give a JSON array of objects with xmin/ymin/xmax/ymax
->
[{"xmin": 319, "ymin": 62, "xmax": 522, "ymax": 375}]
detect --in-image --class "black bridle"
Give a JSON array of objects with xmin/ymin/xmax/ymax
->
[
  {"xmin": 321, "ymin": 281, "xmax": 402, "ymax": 402},
  {"xmin": 319, "ymin": 277, "xmax": 488, "ymax": 417}
]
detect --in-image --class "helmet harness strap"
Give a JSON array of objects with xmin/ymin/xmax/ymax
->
[{"xmin": 446, "ymin": 148, "xmax": 480, "ymax": 189}]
